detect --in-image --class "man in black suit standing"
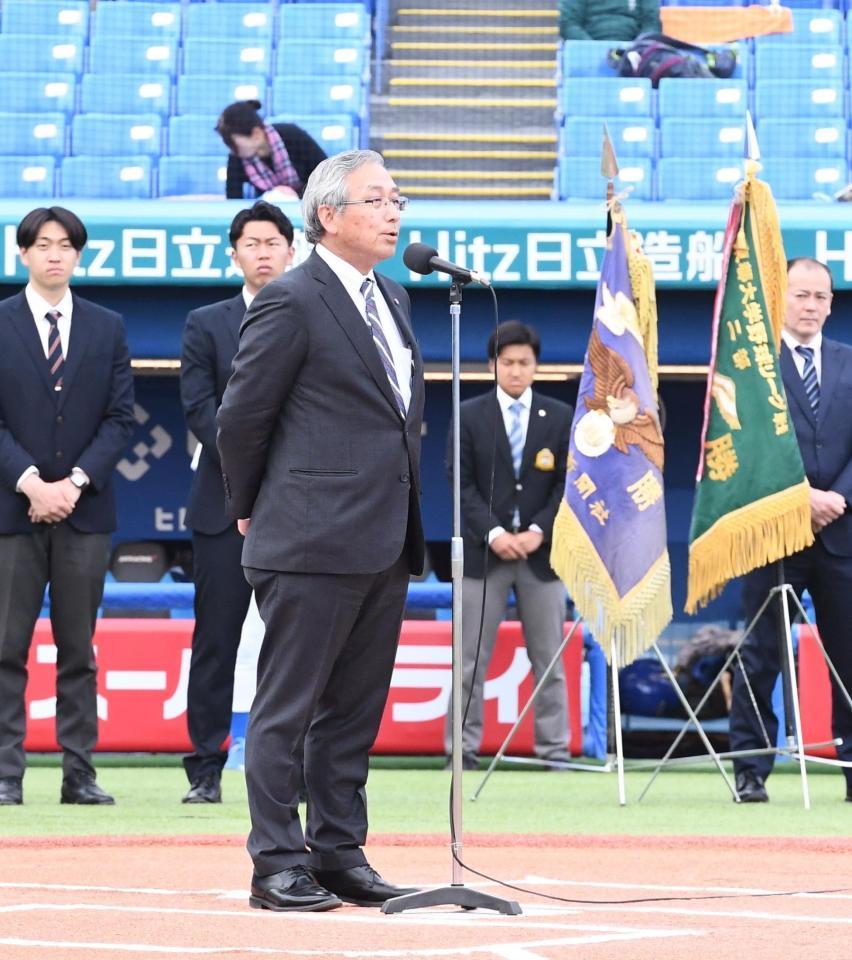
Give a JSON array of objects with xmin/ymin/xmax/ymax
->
[
  {"xmin": 217, "ymin": 150, "xmax": 424, "ymax": 911},
  {"xmin": 180, "ymin": 201, "xmax": 295, "ymax": 804},
  {"xmin": 446, "ymin": 322, "xmax": 574, "ymax": 770},
  {"xmin": 730, "ymin": 257, "xmax": 852, "ymax": 803},
  {"xmin": 0, "ymin": 207, "xmax": 134, "ymax": 806}
]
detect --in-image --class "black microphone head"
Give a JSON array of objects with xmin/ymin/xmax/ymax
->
[{"xmin": 403, "ymin": 242, "xmax": 438, "ymax": 276}]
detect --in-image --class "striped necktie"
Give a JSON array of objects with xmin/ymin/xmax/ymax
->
[
  {"xmin": 508, "ymin": 400, "xmax": 524, "ymax": 477},
  {"xmin": 795, "ymin": 345, "xmax": 819, "ymax": 416},
  {"xmin": 46, "ymin": 309, "xmax": 64, "ymax": 392},
  {"xmin": 361, "ymin": 279, "xmax": 406, "ymax": 417}
]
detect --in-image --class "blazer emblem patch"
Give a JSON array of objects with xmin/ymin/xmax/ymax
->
[{"xmin": 534, "ymin": 447, "xmax": 555, "ymax": 471}]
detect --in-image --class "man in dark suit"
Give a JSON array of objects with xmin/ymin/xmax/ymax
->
[
  {"xmin": 180, "ymin": 202, "xmax": 295, "ymax": 804},
  {"xmin": 446, "ymin": 322, "xmax": 574, "ymax": 770},
  {"xmin": 730, "ymin": 257, "xmax": 852, "ymax": 803},
  {"xmin": 0, "ymin": 206, "xmax": 134, "ymax": 806},
  {"xmin": 217, "ymin": 150, "xmax": 424, "ymax": 911}
]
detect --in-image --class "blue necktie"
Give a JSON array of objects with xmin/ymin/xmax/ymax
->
[
  {"xmin": 508, "ymin": 400, "xmax": 524, "ymax": 477},
  {"xmin": 361, "ymin": 279, "xmax": 405, "ymax": 417},
  {"xmin": 795, "ymin": 345, "xmax": 820, "ymax": 416}
]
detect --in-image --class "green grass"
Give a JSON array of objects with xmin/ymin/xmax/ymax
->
[{"xmin": 1, "ymin": 757, "xmax": 848, "ymax": 839}]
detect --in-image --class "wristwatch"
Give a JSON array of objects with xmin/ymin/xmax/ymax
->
[{"xmin": 70, "ymin": 469, "xmax": 90, "ymax": 491}]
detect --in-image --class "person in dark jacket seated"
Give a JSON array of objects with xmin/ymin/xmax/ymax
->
[{"xmin": 560, "ymin": 0, "xmax": 661, "ymax": 41}]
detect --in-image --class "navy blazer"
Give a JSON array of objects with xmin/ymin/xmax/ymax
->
[
  {"xmin": 180, "ymin": 292, "xmax": 245, "ymax": 535},
  {"xmin": 782, "ymin": 337, "xmax": 852, "ymax": 557},
  {"xmin": 0, "ymin": 290, "xmax": 135, "ymax": 534}
]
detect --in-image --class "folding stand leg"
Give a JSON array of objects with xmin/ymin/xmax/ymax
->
[
  {"xmin": 610, "ymin": 638, "xmax": 626, "ymax": 806},
  {"xmin": 777, "ymin": 581, "xmax": 810, "ymax": 810}
]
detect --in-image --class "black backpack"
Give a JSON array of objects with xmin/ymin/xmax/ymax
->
[{"xmin": 608, "ymin": 33, "xmax": 737, "ymax": 88}]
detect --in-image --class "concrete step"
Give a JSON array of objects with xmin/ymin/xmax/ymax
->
[
  {"xmin": 396, "ymin": 180, "xmax": 555, "ymax": 199},
  {"xmin": 386, "ymin": 59, "xmax": 557, "ymax": 81},
  {"xmin": 390, "ymin": 40, "xmax": 559, "ymax": 61},
  {"xmin": 390, "ymin": 25, "xmax": 557, "ymax": 43},
  {"xmin": 396, "ymin": 5, "xmax": 558, "ymax": 29},
  {"xmin": 370, "ymin": 95, "xmax": 556, "ymax": 131},
  {"xmin": 381, "ymin": 148, "xmax": 557, "ymax": 172},
  {"xmin": 373, "ymin": 130, "xmax": 558, "ymax": 147},
  {"xmin": 389, "ymin": 76, "xmax": 557, "ymax": 97}
]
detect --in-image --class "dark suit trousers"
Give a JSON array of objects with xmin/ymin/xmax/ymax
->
[
  {"xmin": 0, "ymin": 525, "xmax": 110, "ymax": 779},
  {"xmin": 729, "ymin": 540, "xmax": 852, "ymax": 790},
  {"xmin": 244, "ymin": 553, "xmax": 409, "ymax": 877},
  {"xmin": 184, "ymin": 525, "xmax": 253, "ymax": 782}
]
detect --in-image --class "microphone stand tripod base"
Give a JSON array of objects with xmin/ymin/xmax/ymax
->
[{"xmin": 381, "ymin": 886, "xmax": 522, "ymax": 915}]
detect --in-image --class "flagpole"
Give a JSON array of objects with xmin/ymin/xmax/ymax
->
[{"xmin": 610, "ymin": 636, "xmax": 626, "ymax": 806}]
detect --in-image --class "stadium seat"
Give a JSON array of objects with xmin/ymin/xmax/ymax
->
[
  {"xmin": 659, "ymin": 118, "xmax": 745, "ymax": 159},
  {"xmin": 168, "ymin": 115, "xmax": 222, "ymax": 156},
  {"xmin": 80, "ymin": 75, "xmax": 171, "ymax": 118},
  {"xmin": 60, "ymin": 156, "xmax": 153, "ymax": 199},
  {"xmin": 0, "ymin": 157, "xmax": 57, "ymax": 199},
  {"xmin": 159, "ymin": 156, "xmax": 227, "ymax": 197},
  {"xmin": 1, "ymin": 1, "xmax": 89, "ymax": 38},
  {"xmin": 754, "ymin": 8, "xmax": 843, "ymax": 44},
  {"xmin": 559, "ymin": 157, "xmax": 653, "ymax": 201},
  {"xmin": 0, "ymin": 113, "xmax": 67, "ymax": 158},
  {"xmin": 185, "ymin": 4, "xmax": 274, "ymax": 40},
  {"xmin": 561, "ymin": 41, "xmax": 618, "ymax": 78},
  {"xmin": 271, "ymin": 76, "xmax": 363, "ymax": 117},
  {"xmin": 91, "ymin": 1, "xmax": 181, "ymax": 40},
  {"xmin": 657, "ymin": 78, "xmax": 746, "ymax": 119},
  {"xmin": 279, "ymin": 4, "xmax": 370, "ymax": 42},
  {"xmin": 71, "ymin": 114, "xmax": 163, "ymax": 157},
  {"xmin": 758, "ymin": 119, "xmax": 847, "ymax": 159},
  {"xmin": 754, "ymin": 79, "xmax": 845, "ymax": 119},
  {"xmin": 176, "ymin": 76, "xmax": 266, "ymax": 115},
  {"xmin": 759, "ymin": 158, "xmax": 848, "ymax": 199},
  {"xmin": 0, "ymin": 36, "xmax": 84, "ymax": 75},
  {"xmin": 657, "ymin": 157, "xmax": 743, "ymax": 201},
  {"xmin": 275, "ymin": 40, "xmax": 367, "ymax": 78},
  {"xmin": 560, "ymin": 78, "xmax": 652, "ymax": 118},
  {"xmin": 89, "ymin": 36, "xmax": 178, "ymax": 75},
  {"xmin": 183, "ymin": 39, "xmax": 271, "ymax": 76},
  {"xmin": 269, "ymin": 114, "xmax": 357, "ymax": 154},
  {"xmin": 754, "ymin": 44, "xmax": 843, "ymax": 81},
  {"xmin": 4, "ymin": 73, "xmax": 77, "ymax": 116},
  {"xmin": 561, "ymin": 118, "xmax": 655, "ymax": 159}
]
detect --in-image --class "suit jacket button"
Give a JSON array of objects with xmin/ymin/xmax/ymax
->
[
  {"xmin": 56, "ymin": 451, "xmax": 64, "ymax": 459},
  {"xmin": 400, "ymin": 473, "xmax": 409, "ymax": 483},
  {"xmin": 56, "ymin": 415, "xmax": 63, "ymax": 424},
  {"xmin": 515, "ymin": 482, "xmax": 522, "ymax": 491}
]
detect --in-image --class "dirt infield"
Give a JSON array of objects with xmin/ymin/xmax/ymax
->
[{"xmin": 1, "ymin": 833, "xmax": 851, "ymax": 960}]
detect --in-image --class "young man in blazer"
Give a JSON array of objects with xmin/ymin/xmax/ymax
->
[
  {"xmin": 0, "ymin": 207, "xmax": 134, "ymax": 806},
  {"xmin": 446, "ymin": 322, "xmax": 574, "ymax": 770},
  {"xmin": 217, "ymin": 151, "xmax": 424, "ymax": 911},
  {"xmin": 180, "ymin": 202, "xmax": 295, "ymax": 805},
  {"xmin": 730, "ymin": 258, "xmax": 852, "ymax": 804}
]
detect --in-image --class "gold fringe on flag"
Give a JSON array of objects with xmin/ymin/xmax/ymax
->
[
  {"xmin": 550, "ymin": 501, "xmax": 673, "ymax": 666},
  {"xmin": 685, "ymin": 480, "xmax": 813, "ymax": 613},
  {"xmin": 627, "ymin": 235, "xmax": 660, "ymax": 394},
  {"xmin": 745, "ymin": 174, "xmax": 787, "ymax": 349}
]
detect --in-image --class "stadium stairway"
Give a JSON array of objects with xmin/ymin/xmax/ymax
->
[{"xmin": 370, "ymin": 0, "xmax": 559, "ymax": 198}]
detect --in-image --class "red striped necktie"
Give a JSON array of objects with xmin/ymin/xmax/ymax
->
[{"xmin": 45, "ymin": 310, "xmax": 64, "ymax": 392}]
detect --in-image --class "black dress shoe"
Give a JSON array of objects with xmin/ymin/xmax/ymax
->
[
  {"xmin": 443, "ymin": 753, "xmax": 479, "ymax": 771},
  {"xmin": 182, "ymin": 774, "xmax": 221, "ymax": 804},
  {"xmin": 250, "ymin": 866, "xmax": 342, "ymax": 912},
  {"xmin": 0, "ymin": 777, "xmax": 22, "ymax": 805},
  {"xmin": 313, "ymin": 864, "xmax": 419, "ymax": 907},
  {"xmin": 60, "ymin": 772, "xmax": 115, "ymax": 805},
  {"xmin": 735, "ymin": 770, "xmax": 768, "ymax": 803}
]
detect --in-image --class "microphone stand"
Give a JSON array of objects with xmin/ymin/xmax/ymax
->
[{"xmin": 382, "ymin": 280, "xmax": 521, "ymax": 916}]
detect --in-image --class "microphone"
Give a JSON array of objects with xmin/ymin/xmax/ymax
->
[{"xmin": 403, "ymin": 242, "xmax": 491, "ymax": 287}]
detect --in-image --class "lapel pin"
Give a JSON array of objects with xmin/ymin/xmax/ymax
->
[
  {"xmin": 538, "ymin": 409, "xmax": 547, "ymax": 417},
  {"xmin": 393, "ymin": 297, "xmax": 400, "ymax": 306}
]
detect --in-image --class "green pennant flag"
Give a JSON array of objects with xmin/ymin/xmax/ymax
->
[{"xmin": 685, "ymin": 165, "xmax": 814, "ymax": 613}]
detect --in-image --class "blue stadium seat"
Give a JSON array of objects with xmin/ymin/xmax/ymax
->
[
  {"xmin": 760, "ymin": 158, "xmax": 848, "ymax": 199},
  {"xmin": 185, "ymin": 4, "xmax": 274, "ymax": 39},
  {"xmin": 159, "ymin": 156, "xmax": 227, "ymax": 197},
  {"xmin": 269, "ymin": 114, "xmax": 357, "ymax": 154},
  {"xmin": 0, "ymin": 36, "xmax": 84, "ymax": 75},
  {"xmin": 657, "ymin": 157, "xmax": 742, "ymax": 201},
  {"xmin": 279, "ymin": 4, "xmax": 370, "ymax": 42},
  {"xmin": 755, "ymin": 8, "xmax": 843, "ymax": 44},
  {"xmin": 561, "ymin": 41, "xmax": 618, "ymax": 78},
  {"xmin": 659, "ymin": 118, "xmax": 745, "ymax": 158},
  {"xmin": 0, "ymin": 157, "xmax": 57, "ymax": 199},
  {"xmin": 561, "ymin": 118, "xmax": 654, "ymax": 159},
  {"xmin": 176, "ymin": 76, "xmax": 266, "ymax": 115},
  {"xmin": 559, "ymin": 157, "xmax": 653, "ymax": 201},
  {"xmin": 275, "ymin": 40, "xmax": 367, "ymax": 78},
  {"xmin": 5, "ymin": 73, "xmax": 77, "ymax": 116},
  {"xmin": 758, "ymin": 118, "xmax": 847, "ymax": 159},
  {"xmin": 560, "ymin": 78, "xmax": 652, "ymax": 118},
  {"xmin": 755, "ymin": 44, "xmax": 843, "ymax": 81},
  {"xmin": 89, "ymin": 36, "xmax": 178, "ymax": 75},
  {"xmin": 271, "ymin": 76, "xmax": 363, "ymax": 117},
  {"xmin": 168, "ymin": 115, "xmax": 222, "ymax": 156},
  {"xmin": 754, "ymin": 79, "xmax": 845, "ymax": 119},
  {"xmin": 1, "ymin": 1, "xmax": 89, "ymax": 38},
  {"xmin": 183, "ymin": 39, "xmax": 271, "ymax": 76},
  {"xmin": 71, "ymin": 114, "xmax": 163, "ymax": 157},
  {"xmin": 60, "ymin": 156, "xmax": 153, "ymax": 199},
  {"xmin": 657, "ymin": 78, "xmax": 746, "ymax": 119},
  {"xmin": 0, "ymin": 113, "xmax": 66, "ymax": 157},
  {"xmin": 80, "ymin": 74, "xmax": 171, "ymax": 118},
  {"xmin": 91, "ymin": 1, "xmax": 181, "ymax": 39}
]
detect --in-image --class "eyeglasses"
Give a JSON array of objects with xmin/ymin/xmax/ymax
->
[{"xmin": 340, "ymin": 196, "xmax": 409, "ymax": 212}]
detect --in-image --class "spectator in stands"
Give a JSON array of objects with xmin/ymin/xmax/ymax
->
[
  {"xmin": 445, "ymin": 322, "xmax": 574, "ymax": 770},
  {"xmin": 179, "ymin": 201, "xmax": 295, "ymax": 804},
  {"xmin": 216, "ymin": 100, "xmax": 327, "ymax": 202},
  {"xmin": 0, "ymin": 207, "xmax": 134, "ymax": 807},
  {"xmin": 559, "ymin": 0, "xmax": 661, "ymax": 41}
]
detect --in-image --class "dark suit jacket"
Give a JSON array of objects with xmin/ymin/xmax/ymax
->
[
  {"xmin": 0, "ymin": 290, "xmax": 134, "ymax": 534},
  {"xmin": 452, "ymin": 389, "xmax": 574, "ymax": 580},
  {"xmin": 216, "ymin": 250, "xmax": 425, "ymax": 576},
  {"xmin": 180, "ymin": 292, "xmax": 245, "ymax": 535},
  {"xmin": 225, "ymin": 123, "xmax": 327, "ymax": 200},
  {"xmin": 782, "ymin": 337, "xmax": 852, "ymax": 557}
]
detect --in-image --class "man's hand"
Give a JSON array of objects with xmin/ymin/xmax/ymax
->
[
  {"xmin": 21, "ymin": 476, "xmax": 79, "ymax": 524},
  {"xmin": 809, "ymin": 488, "xmax": 846, "ymax": 532},
  {"xmin": 490, "ymin": 532, "xmax": 527, "ymax": 561},
  {"xmin": 237, "ymin": 518, "xmax": 251, "ymax": 536},
  {"xmin": 514, "ymin": 530, "xmax": 544, "ymax": 556}
]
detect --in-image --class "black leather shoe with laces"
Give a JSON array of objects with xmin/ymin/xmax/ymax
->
[
  {"xmin": 182, "ymin": 774, "xmax": 222, "ymax": 804},
  {"xmin": 312, "ymin": 864, "xmax": 419, "ymax": 907},
  {"xmin": 735, "ymin": 770, "xmax": 768, "ymax": 803},
  {"xmin": 250, "ymin": 866, "xmax": 342, "ymax": 912},
  {"xmin": 60, "ymin": 772, "xmax": 115, "ymax": 805},
  {"xmin": 0, "ymin": 777, "xmax": 22, "ymax": 805}
]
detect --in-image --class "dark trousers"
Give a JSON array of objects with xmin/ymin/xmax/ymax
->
[
  {"xmin": 183, "ymin": 525, "xmax": 253, "ymax": 783},
  {"xmin": 0, "ymin": 525, "xmax": 110, "ymax": 780},
  {"xmin": 244, "ymin": 552, "xmax": 409, "ymax": 877},
  {"xmin": 729, "ymin": 541, "xmax": 852, "ymax": 791}
]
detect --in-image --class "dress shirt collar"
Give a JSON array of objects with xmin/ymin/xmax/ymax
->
[
  {"xmin": 782, "ymin": 328, "xmax": 822, "ymax": 358},
  {"xmin": 25, "ymin": 284, "xmax": 73, "ymax": 324},
  {"xmin": 315, "ymin": 242, "xmax": 376, "ymax": 310},
  {"xmin": 242, "ymin": 286, "xmax": 254, "ymax": 310},
  {"xmin": 496, "ymin": 385, "xmax": 532, "ymax": 414}
]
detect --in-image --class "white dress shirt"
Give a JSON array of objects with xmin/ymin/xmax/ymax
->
[
  {"xmin": 488, "ymin": 386, "xmax": 542, "ymax": 543},
  {"xmin": 782, "ymin": 328, "xmax": 823, "ymax": 384}
]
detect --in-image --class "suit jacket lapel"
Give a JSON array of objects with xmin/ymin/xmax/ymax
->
[
  {"xmin": 490, "ymin": 393, "xmax": 514, "ymax": 474},
  {"xmin": 781, "ymin": 343, "xmax": 815, "ymax": 426},
  {"xmin": 5, "ymin": 291, "xmax": 56, "ymax": 399},
  {"xmin": 56, "ymin": 295, "xmax": 94, "ymax": 407},
  {"xmin": 818, "ymin": 338, "xmax": 843, "ymax": 425},
  {"xmin": 226, "ymin": 293, "xmax": 245, "ymax": 351},
  {"xmin": 521, "ymin": 395, "xmax": 548, "ymax": 474}
]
